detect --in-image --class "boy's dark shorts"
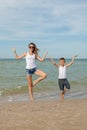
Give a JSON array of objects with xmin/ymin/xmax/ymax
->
[{"xmin": 58, "ymin": 79, "xmax": 70, "ymax": 92}]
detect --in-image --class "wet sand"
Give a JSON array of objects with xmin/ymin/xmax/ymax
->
[{"xmin": 0, "ymin": 98, "xmax": 87, "ymax": 130}]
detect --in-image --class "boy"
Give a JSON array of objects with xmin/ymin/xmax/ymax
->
[{"xmin": 50, "ymin": 55, "xmax": 77, "ymax": 100}]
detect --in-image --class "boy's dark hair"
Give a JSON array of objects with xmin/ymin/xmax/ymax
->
[{"xmin": 59, "ymin": 57, "xmax": 66, "ymax": 62}]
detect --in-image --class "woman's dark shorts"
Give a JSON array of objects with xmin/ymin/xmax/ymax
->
[
  {"xmin": 58, "ymin": 79, "xmax": 70, "ymax": 92},
  {"xmin": 26, "ymin": 68, "xmax": 37, "ymax": 75}
]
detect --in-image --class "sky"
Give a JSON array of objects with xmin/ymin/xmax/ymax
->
[{"xmin": 0, "ymin": 0, "xmax": 87, "ymax": 59}]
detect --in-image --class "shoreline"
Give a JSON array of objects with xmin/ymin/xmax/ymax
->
[
  {"xmin": 0, "ymin": 90, "xmax": 87, "ymax": 104},
  {"xmin": 0, "ymin": 98, "xmax": 87, "ymax": 130}
]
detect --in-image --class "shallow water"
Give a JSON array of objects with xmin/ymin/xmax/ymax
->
[{"xmin": 0, "ymin": 58, "xmax": 87, "ymax": 102}]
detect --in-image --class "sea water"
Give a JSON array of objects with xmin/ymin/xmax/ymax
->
[{"xmin": 0, "ymin": 58, "xmax": 87, "ymax": 102}]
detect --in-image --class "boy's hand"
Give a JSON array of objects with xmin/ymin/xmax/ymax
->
[{"xmin": 74, "ymin": 55, "xmax": 78, "ymax": 59}]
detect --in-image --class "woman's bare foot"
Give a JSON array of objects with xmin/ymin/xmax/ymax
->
[
  {"xmin": 30, "ymin": 97, "xmax": 34, "ymax": 101},
  {"xmin": 33, "ymin": 80, "xmax": 37, "ymax": 86}
]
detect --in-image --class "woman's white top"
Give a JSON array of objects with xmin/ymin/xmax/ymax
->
[
  {"xmin": 25, "ymin": 53, "xmax": 36, "ymax": 69},
  {"xmin": 58, "ymin": 65, "xmax": 66, "ymax": 79}
]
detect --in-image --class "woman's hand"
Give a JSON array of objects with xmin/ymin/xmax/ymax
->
[{"xmin": 12, "ymin": 48, "xmax": 16, "ymax": 53}]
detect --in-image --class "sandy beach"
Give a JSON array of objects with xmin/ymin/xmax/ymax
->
[{"xmin": 0, "ymin": 98, "xmax": 87, "ymax": 130}]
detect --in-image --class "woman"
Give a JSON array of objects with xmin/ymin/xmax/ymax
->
[{"xmin": 12, "ymin": 43, "xmax": 48, "ymax": 101}]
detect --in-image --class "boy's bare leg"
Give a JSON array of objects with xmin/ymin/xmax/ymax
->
[
  {"xmin": 60, "ymin": 89, "xmax": 67, "ymax": 100},
  {"xmin": 60, "ymin": 93, "xmax": 64, "ymax": 100}
]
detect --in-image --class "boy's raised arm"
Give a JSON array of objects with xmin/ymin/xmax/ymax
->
[
  {"xmin": 66, "ymin": 55, "xmax": 78, "ymax": 67},
  {"xmin": 50, "ymin": 58, "xmax": 59, "ymax": 67}
]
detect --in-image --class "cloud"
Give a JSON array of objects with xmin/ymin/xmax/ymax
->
[{"xmin": 0, "ymin": 0, "xmax": 87, "ymax": 40}]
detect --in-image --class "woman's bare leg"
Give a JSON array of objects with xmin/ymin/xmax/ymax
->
[
  {"xmin": 33, "ymin": 69, "xmax": 47, "ymax": 86},
  {"xmin": 26, "ymin": 75, "xmax": 34, "ymax": 101}
]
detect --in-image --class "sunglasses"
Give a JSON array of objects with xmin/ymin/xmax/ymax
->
[{"xmin": 29, "ymin": 46, "xmax": 35, "ymax": 49}]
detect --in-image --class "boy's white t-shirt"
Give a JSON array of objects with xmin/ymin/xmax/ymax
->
[{"xmin": 58, "ymin": 65, "xmax": 66, "ymax": 79}]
